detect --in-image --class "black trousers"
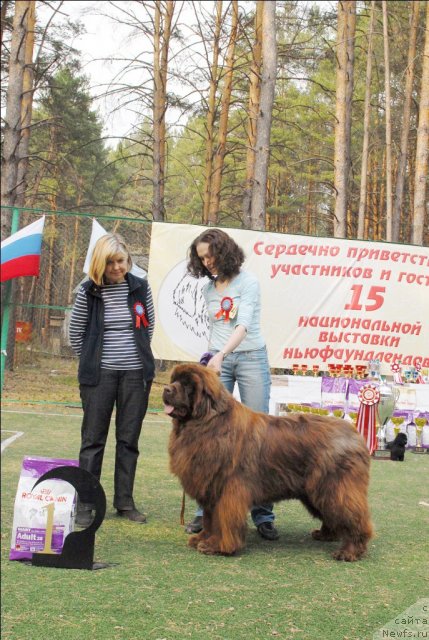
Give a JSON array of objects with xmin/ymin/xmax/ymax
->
[{"xmin": 78, "ymin": 369, "xmax": 151, "ymax": 511}]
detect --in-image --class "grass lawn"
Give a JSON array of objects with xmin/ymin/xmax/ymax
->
[
  {"xmin": 1, "ymin": 405, "xmax": 429, "ymax": 640},
  {"xmin": 1, "ymin": 358, "xmax": 429, "ymax": 639}
]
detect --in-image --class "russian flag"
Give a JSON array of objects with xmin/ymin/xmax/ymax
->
[{"xmin": 1, "ymin": 217, "xmax": 45, "ymax": 283}]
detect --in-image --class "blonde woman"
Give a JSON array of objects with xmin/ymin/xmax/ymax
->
[{"xmin": 69, "ymin": 233, "xmax": 155, "ymax": 525}]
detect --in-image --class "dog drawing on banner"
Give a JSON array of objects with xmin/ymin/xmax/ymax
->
[{"xmin": 163, "ymin": 363, "xmax": 374, "ymax": 561}]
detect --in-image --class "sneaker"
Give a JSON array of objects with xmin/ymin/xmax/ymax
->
[
  {"xmin": 75, "ymin": 510, "xmax": 93, "ymax": 527},
  {"xmin": 257, "ymin": 522, "xmax": 279, "ymax": 541},
  {"xmin": 117, "ymin": 508, "xmax": 147, "ymax": 523},
  {"xmin": 185, "ymin": 515, "xmax": 203, "ymax": 534}
]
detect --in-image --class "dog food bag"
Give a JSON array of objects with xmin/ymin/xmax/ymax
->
[{"xmin": 10, "ymin": 456, "xmax": 78, "ymax": 561}]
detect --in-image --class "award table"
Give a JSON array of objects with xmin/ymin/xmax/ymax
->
[{"xmin": 263, "ymin": 376, "xmax": 429, "ymax": 416}]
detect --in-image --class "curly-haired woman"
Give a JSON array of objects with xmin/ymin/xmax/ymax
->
[{"xmin": 185, "ymin": 227, "xmax": 278, "ymax": 541}]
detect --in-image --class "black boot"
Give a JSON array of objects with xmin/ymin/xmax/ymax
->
[
  {"xmin": 185, "ymin": 515, "xmax": 203, "ymax": 534},
  {"xmin": 257, "ymin": 522, "xmax": 279, "ymax": 540}
]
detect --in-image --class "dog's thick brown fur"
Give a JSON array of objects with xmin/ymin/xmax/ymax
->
[{"xmin": 163, "ymin": 363, "xmax": 373, "ymax": 561}]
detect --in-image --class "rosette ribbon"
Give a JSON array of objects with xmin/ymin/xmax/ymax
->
[
  {"xmin": 415, "ymin": 362, "xmax": 425, "ymax": 384},
  {"xmin": 215, "ymin": 296, "xmax": 234, "ymax": 322},
  {"xmin": 390, "ymin": 361, "xmax": 403, "ymax": 384},
  {"xmin": 133, "ymin": 301, "xmax": 149, "ymax": 328},
  {"xmin": 356, "ymin": 384, "xmax": 380, "ymax": 455}
]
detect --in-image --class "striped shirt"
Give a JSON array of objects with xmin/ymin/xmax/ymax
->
[{"xmin": 69, "ymin": 279, "xmax": 155, "ymax": 370}]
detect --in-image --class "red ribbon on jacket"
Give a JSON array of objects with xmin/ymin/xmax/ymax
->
[
  {"xmin": 215, "ymin": 296, "xmax": 234, "ymax": 322},
  {"xmin": 356, "ymin": 384, "xmax": 380, "ymax": 455},
  {"xmin": 133, "ymin": 301, "xmax": 149, "ymax": 328}
]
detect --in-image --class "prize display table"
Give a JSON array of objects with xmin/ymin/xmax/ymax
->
[{"xmin": 265, "ymin": 375, "xmax": 429, "ymax": 417}]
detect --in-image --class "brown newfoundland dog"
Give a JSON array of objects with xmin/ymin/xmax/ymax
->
[{"xmin": 163, "ymin": 363, "xmax": 373, "ymax": 561}]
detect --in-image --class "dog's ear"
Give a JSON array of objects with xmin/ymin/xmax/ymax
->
[{"xmin": 192, "ymin": 367, "xmax": 230, "ymax": 419}]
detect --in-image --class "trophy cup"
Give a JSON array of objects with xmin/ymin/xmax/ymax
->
[
  {"xmin": 414, "ymin": 417, "xmax": 426, "ymax": 454},
  {"xmin": 373, "ymin": 382, "xmax": 400, "ymax": 459},
  {"xmin": 368, "ymin": 359, "xmax": 381, "ymax": 381},
  {"xmin": 327, "ymin": 363, "xmax": 336, "ymax": 377}
]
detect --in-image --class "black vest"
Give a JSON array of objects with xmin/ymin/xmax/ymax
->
[{"xmin": 77, "ymin": 272, "xmax": 155, "ymax": 385}]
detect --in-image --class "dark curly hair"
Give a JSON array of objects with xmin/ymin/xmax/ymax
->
[{"xmin": 187, "ymin": 228, "xmax": 245, "ymax": 280}]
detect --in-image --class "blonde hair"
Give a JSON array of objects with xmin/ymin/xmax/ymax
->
[{"xmin": 89, "ymin": 233, "xmax": 132, "ymax": 285}]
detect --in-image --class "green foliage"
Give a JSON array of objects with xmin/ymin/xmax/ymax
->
[
  {"xmin": 6, "ymin": 0, "xmax": 426, "ymax": 241},
  {"xmin": 28, "ymin": 65, "xmax": 119, "ymax": 213}
]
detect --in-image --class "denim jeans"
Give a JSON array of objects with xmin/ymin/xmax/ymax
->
[
  {"xmin": 219, "ymin": 346, "xmax": 271, "ymax": 414},
  {"xmin": 78, "ymin": 369, "xmax": 151, "ymax": 511},
  {"xmin": 195, "ymin": 347, "xmax": 274, "ymax": 526}
]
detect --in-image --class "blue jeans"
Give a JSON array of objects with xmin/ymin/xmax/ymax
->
[{"xmin": 195, "ymin": 347, "xmax": 274, "ymax": 526}]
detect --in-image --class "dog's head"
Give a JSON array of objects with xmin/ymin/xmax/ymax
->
[
  {"xmin": 394, "ymin": 432, "xmax": 408, "ymax": 447},
  {"xmin": 163, "ymin": 363, "xmax": 230, "ymax": 422}
]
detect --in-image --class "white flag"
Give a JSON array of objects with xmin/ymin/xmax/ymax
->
[{"xmin": 83, "ymin": 219, "xmax": 146, "ymax": 278}]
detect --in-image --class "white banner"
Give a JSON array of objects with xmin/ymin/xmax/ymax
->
[{"xmin": 148, "ymin": 223, "xmax": 429, "ymax": 374}]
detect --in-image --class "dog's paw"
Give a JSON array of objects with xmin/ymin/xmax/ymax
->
[
  {"xmin": 197, "ymin": 540, "xmax": 218, "ymax": 555},
  {"xmin": 311, "ymin": 528, "xmax": 338, "ymax": 541},
  {"xmin": 188, "ymin": 534, "xmax": 202, "ymax": 549},
  {"xmin": 332, "ymin": 548, "xmax": 360, "ymax": 562}
]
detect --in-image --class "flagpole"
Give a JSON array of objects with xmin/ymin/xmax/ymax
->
[{"xmin": 1, "ymin": 207, "xmax": 20, "ymax": 393}]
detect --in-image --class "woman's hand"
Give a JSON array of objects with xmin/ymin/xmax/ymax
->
[{"xmin": 207, "ymin": 351, "xmax": 224, "ymax": 374}]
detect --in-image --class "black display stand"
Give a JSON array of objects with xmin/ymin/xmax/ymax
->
[{"xmin": 31, "ymin": 466, "xmax": 107, "ymax": 570}]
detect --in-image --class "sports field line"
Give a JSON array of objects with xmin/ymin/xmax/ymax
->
[
  {"xmin": 1, "ymin": 411, "xmax": 170, "ymax": 454},
  {"xmin": 1, "ymin": 431, "xmax": 24, "ymax": 453}
]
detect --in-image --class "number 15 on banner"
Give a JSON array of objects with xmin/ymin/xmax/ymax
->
[{"xmin": 345, "ymin": 285, "xmax": 386, "ymax": 312}]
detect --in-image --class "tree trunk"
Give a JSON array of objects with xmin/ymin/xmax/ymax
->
[
  {"xmin": 0, "ymin": 0, "xmax": 10, "ymax": 47},
  {"xmin": 242, "ymin": 0, "xmax": 263, "ymax": 228},
  {"xmin": 67, "ymin": 185, "xmax": 83, "ymax": 306},
  {"xmin": 382, "ymin": 0, "xmax": 393, "ymax": 241},
  {"xmin": 412, "ymin": 0, "xmax": 429, "ymax": 246},
  {"xmin": 379, "ymin": 149, "xmax": 386, "ymax": 241},
  {"xmin": 1, "ymin": 1, "xmax": 31, "ymax": 236},
  {"xmin": 16, "ymin": 0, "xmax": 36, "ymax": 208},
  {"xmin": 357, "ymin": 0, "xmax": 375, "ymax": 240},
  {"xmin": 333, "ymin": 1, "xmax": 355, "ymax": 238},
  {"xmin": 407, "ymin": 151, "xmax": 414, "ymax": 244},
  {"xmin": 305, "ymin": 180, "xmax": 314, "ymax": 235},
  {"xmin": 344, "ymin": 1, "xmax": 356, "ymax": 217},
  {"xmin": 43, "ymin": 205, "xmax": 56, "ymax": 346},
  {"xmin": 367, "ymin": 152, "xmax": 380, "ymax": 240},
  {"xmin": 364, "ymin": 152, "xmax": 371, "ymax": 239},
  {"xmin": 250, "ymin": 0, "xmax": 277, "ymax": 231},
  {"xmin": 203, "ymin": 1, "xmax": 223, "ymax": 224},
  {"xmin": 159, "ymin": 0, "xmax": 174, "ymax": 211},
  {"xmin": 152, "ymin": 0, "xmax": 174, "ymax": 222},
  {"xmin": 208, "ymin": 0, "xmax": 238, "ymax": 224},
  {"xmin": 392, "ymin": 0, "xmax": 420, "ymax": 242}
]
